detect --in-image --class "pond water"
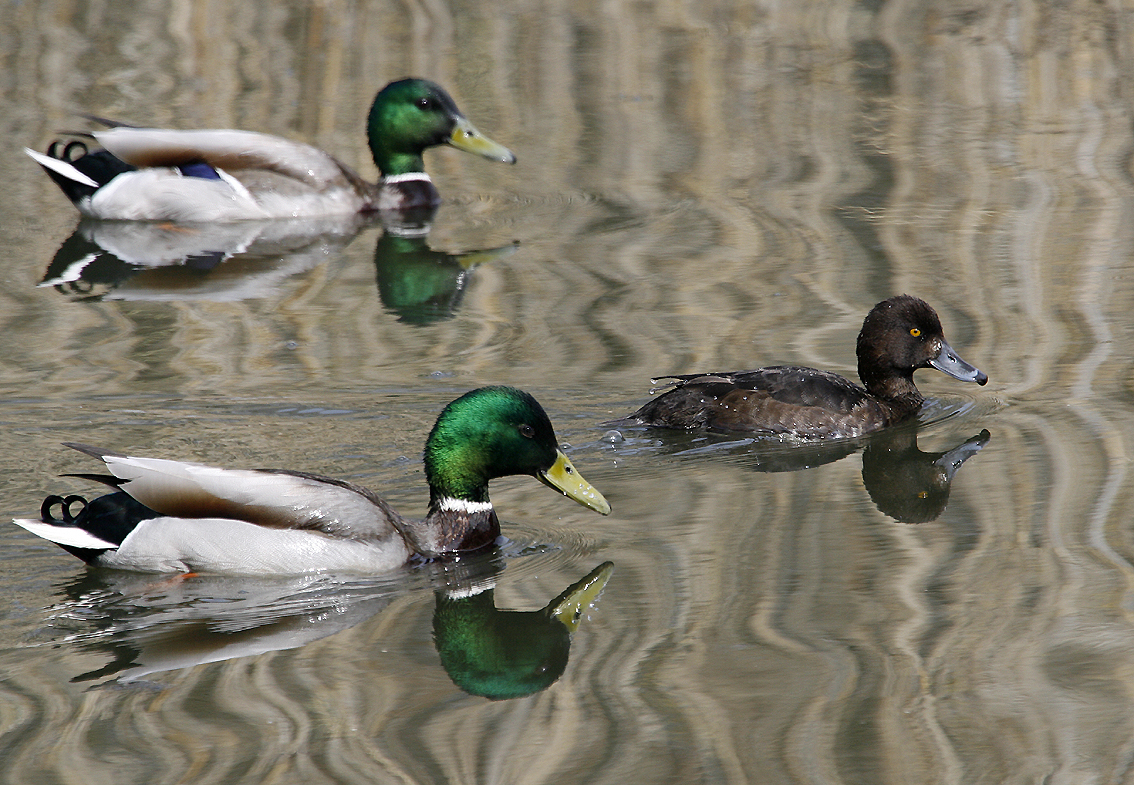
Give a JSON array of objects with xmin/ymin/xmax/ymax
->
[{"xmin": 2, "ymin": 1, "xmax": 1134, "ymax": 783}]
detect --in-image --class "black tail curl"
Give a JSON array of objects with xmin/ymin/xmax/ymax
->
[
  {"xmin": 40, "ymin": 494, "xmax": 89, "ymax": 524},
  {"xmin": 46, "ymin": 139, "xmax": 92, "ymax": 163},
  {"xmin": 34, "ymin": 139, "xmax": 137, "ymax": 204},
  {"xmin": 38, "ymin": 489, "xmax": 161, "ymax": 558}
]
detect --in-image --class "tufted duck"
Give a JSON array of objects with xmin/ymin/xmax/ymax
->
[{"xmin": 612, "ymin": 295, "xmax": 987, "ymax": 439}]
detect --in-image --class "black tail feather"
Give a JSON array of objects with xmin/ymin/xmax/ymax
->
[
  {"xmin": 61, "ymin": 472, "xmax": 126, "ymax": 489},
  {"xmin": 40, "ymin": 494, "xmax": 90, "ymax": 523},
  {"xmin": 64, "ymin": 442, "xmax": 127, "ymax": 460},
  {"xmin": 78, "ymin": 114, "xmax": 142, "ymax": 129}
]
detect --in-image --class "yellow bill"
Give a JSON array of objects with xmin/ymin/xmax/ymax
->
[
  {"xmin": 449, "ymin": 117, "xmax": 517, "ymax": 164},
  {"xmin": 538, "ymin": 450, "xmax": 611, "ymax": 515},
  {"xmin": 455, "ymin": 240, "xmax": 520, "ymax": 271},
  {"xmin": 546, "ymin": 561, "xmax": 614, "ymax": 632}
]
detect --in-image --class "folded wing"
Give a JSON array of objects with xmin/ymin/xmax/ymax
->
[
  {"xmin": 93, "ymin": 127, "xmax": 370, "ymax": 193},
  {"xmin": 66, "ymin": 444, "xmax": 399, "ymax": 542}
]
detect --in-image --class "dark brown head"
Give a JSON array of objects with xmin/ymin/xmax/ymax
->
[{"xmin": 856, "ymin": 295, "xmax": 987, "ymax": 401}]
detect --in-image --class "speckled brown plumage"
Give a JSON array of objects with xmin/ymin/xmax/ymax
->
[{"xmin": 614, "ymin": 295, "xmax": 987, "ymax": 440}]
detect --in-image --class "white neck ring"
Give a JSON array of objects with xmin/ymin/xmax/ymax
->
[
  {"xmin": 437, "ymin": 497, "xmax": 494, "ymax": 514},
  {"xmin": 382, "ymin": 172, "xmax": 433, "ymax": 185}
]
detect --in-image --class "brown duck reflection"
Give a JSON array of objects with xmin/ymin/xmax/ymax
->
[
  {"xmin": 861, "ymin": 426, "xmax": 990, "ymax": 523},
  {"xmin": 38, "ymin": 552, "xmax": 611, "ymax": 701},
  {"xmin": 607, "ymin": 421, "xmax": 989, "ymax": 522}
]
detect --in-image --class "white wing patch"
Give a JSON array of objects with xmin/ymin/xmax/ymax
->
[{"xmin": 104, "ymin": 455, "xmax": 317, "ymax": 504}]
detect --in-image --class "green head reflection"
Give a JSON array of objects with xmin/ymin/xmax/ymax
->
[
  {"xmin": 374, "ymin": 219, "xmax": 519, "ymax": 325},
  {"xmin": 432, "ymin": 561, "xmax": 613, "ymax": 700}
]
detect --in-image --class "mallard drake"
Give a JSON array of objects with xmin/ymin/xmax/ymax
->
[
  {"xmin": 12, "ymin": 387, "xmax": 610, "ymax": 574},
  {"xmin": 612, "ymin": 295, "xmax": 988, "ymax": 439},
  {"xmin": 25, "ymin": 78, "xmax": 516, "ymax": 221}
]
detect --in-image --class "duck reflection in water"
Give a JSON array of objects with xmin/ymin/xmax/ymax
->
[
  {"xmin": 861, "ymin": 426, "xmax": 990, "ymax": 523},
  {"xmin": 374, "ymin": 206, "xmax": 519, "ymax": 324},
  {"xmin": 432, "ymin": 559, "xmax": 613, "ymax": 700},
  {"xmin": 606, "ymin": 422, "xmax": 989, "ymax": 523},
  {"xmin": 38, "ymin": 215, "xmax": 373, "ymax": 301},
  {"xmin": 38, "ymin": 209, "xmax": 516, "ymax": 320},
  {"xmin": 38, "ymin": 552, "xmax": 612, "ymax": 701}
]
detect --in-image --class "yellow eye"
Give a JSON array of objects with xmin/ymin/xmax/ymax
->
[{"xmin": 909, "ymin": 327, "xmax": 921, "ymax": 337}]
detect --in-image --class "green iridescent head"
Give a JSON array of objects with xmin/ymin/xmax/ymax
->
[
  {"xmin": 423, "ymin": 387, "xmax": 611, "ymax": 514},
  {"xmin": 366, "ymin": 78, "xmax": 516, "ymax": 177},
  {"xmin": 433, "ymin": 561, "xmax": 614, "ymax": 700}
]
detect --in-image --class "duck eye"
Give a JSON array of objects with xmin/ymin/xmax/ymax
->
[
  {"xmin": 518, "ymin": 424, "xmax": 535, "ymax": 439},
  {"xmin": 909, "ymin": 327, "xmax": 922, "ymax": 337},
  {"xmin": 416, "ymin": 97, "xmax": 434, "ymax": 111}
]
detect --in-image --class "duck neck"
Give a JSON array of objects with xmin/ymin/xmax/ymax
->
[
  {"xmin": 374, "ymin": 151, "xmax": 427, "ymax": 178},
  {"xmin": 419, "ymin": 494, "xmax": 500, "ymax": 555},
  {"xmin": 375, "ymin": 172, "xmax": 441, "ymax": 211},
  {"xmin": 860, "ymin": 365, "xmax": 925, "ymax": 414}
]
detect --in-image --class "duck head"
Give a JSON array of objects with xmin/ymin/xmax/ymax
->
[
  {"xmin": 856, "ymin": 295, "xmax": 988, "ymax": 401},
  {"xmin": 424, "ymin": 386, "xmax": 611, "ymax": 515},
  {"xmin": 366, "ymin": 78, "xmax": 516, "ymax": 177}
]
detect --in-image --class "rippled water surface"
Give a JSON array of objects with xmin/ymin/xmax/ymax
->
[{"xmin": 2, "ymin": 1, "xmax": 1134, "ymax": 783}]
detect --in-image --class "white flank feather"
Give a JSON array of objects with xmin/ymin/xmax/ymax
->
[
  {"xmin": 88, "ymin": 169, "xmax": 270, "ymax": 221},
  {"xmin": 104, "ymin": 517, "xmax": 411, "ymax": 574},
  {"xmin": 24, "ymin": 148, "xmax": 100, "ymax": 187},
  {"xmin": 11, "ymin": 518, "xmax": 116, "ymax": 550}
]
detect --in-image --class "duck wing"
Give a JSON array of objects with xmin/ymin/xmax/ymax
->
[
  {"xmin": 64, "ymin": 443, "xmax": 401, "ymax": 542},
  {"xmin": 672, "ymin": 366, "xmax": 871, "ymax": 411},
  {"xmin": 627, "ymin": 366, "xmax": 890, "ymax": 436},
  {"xmin": 93, "ymin": 127, "xmax": 372, "ymax": 194}
]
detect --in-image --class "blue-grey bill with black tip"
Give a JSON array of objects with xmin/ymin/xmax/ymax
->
[
  {"xmin": 929, "ymin": 340, "xmax": 988, "ymax": 385},
  {"xmin": 934, "ymin": 429, "xmax": 992, "ymax": 479}
]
